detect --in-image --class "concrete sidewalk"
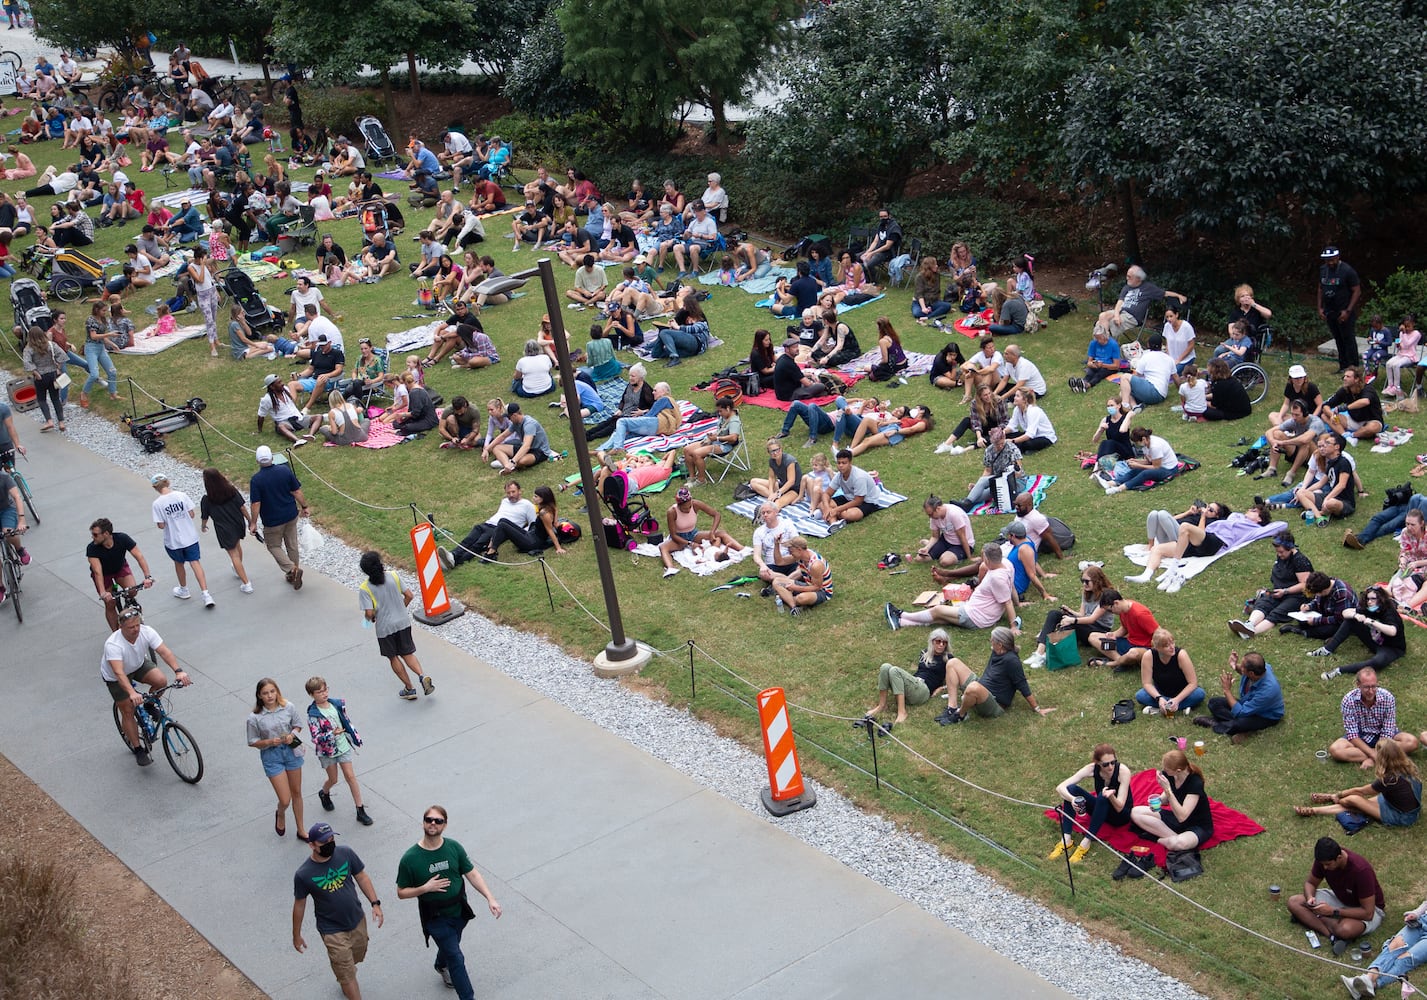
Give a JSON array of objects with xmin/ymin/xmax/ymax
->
[{"xmin": 0, "ymin": 430, "xmax": 1073, "ymax": 999}]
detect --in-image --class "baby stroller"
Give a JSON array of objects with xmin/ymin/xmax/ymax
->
[
  {"xmin": 598, "ymin": 468, "xmax": 664, "ymax": 550},
  {"xmin": 359, "ymin": 198, "xmax": 404, "ymax": 243},
  {"xmin": 220, "ymin": 267, "xmax": 286, "ymax": 332},
  {"xmin": 49, "ymin": 249, "xmax": 107, "ymax": 302},
  {"xmin": 10, "ymin": 277, "xmax": 54, "ymax": 332},
  {"xmin": 355, "ymin": 115, "xmax": 396, "ymax": 165}
]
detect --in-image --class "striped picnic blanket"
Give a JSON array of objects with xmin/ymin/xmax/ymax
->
[
  {"xmin": 836, "ymin": 349, "xmax": 937, "ymax": 379},
  {"xmin": 725, "ymin": 484, "xmax": 909, "ymax": 538},
  {"xmin": 600, "ymin": 400, "xmax": 719, "ymax": 454},
  {"xmin": 967, "ymin": 473, "xmax": 1056, "ymax": 516}
]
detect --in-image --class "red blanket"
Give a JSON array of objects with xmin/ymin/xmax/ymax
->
[
  {"xmin": 704, "ymin": 370, "xmax": 864, "ymax": 411},
  {"xmin": 1042, "ymin": 768, "xmax": 1265, "ymax": 867},
  {"xmin": 953, "ymin": 308, "xmax": 995, "ymax": 338}
]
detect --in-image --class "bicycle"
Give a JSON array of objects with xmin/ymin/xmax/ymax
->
[
  {"xmin": 112, "ymin": 683, "xmax": 204, "ymax": 783},
  {"xmin": 209, "ymin": 76, "xmax": 251, "ymax": 112},
  {"xmin": 0, "ymin": 450, "xmax": 38, "ymax": 525},
  {"xmin": 1, "ymin": 525, "xmax": 26, "ymax": 623}
]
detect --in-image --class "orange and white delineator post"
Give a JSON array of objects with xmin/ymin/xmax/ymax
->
[
  {"xmin": 409, "ymin": 522, "xmax": 464, "ymax": 625},
  {"xmin": 757, "ymin": 687, "xmax": 816, "ymax": 816}
]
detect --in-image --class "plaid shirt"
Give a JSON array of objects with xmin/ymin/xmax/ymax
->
[
  {"xmin": 982, "ymin": 441, "xmax": 1022, "ymax": 478},
  {"xmin": 1308, "ymin": 578, "xmax": 1357, "ymax": 628},
  {"xmin": 1341, "ymin": 688, "xmax": 1400, "ymax": 742}
]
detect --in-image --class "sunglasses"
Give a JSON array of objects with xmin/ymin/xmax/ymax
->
[
  {"xmin": 423, "ymin": 816, "xmax": 446, "ymax": 825},
  {"xmin": 1081, "ymin": 578, "xmax": 1093, "ymax": 584},
  {"xmin": 1099, "ymin": 759, "xmax": 1118, "ymax": 767}
]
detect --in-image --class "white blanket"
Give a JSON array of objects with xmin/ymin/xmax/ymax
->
[
  {"xmin": 1121, "ymin": 520, "xmax": 1287, "ymax": 585},
  {"xmin": 672, "ymin": 543, "xmax": 753, "ymax": 577},
  {"xmin": 117, "ymin": 323, "xmax": 208, "ymax": 355}
]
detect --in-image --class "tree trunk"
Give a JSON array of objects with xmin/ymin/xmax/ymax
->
[
  {"xmin": 878, "ymin": 159, "xmax": 914, "ymax": 203},
  {"xmin": 708, "ymin": 90, "xmax": 727, "ymax": 150},
  {"xmin": 379, "ymin": 68, "xmax": 400, "ymax": 136},
  {"xmin": 1117, "ymin": 180, "xmax": 1142, "ymax": 266},
  {"xmin": 406, "ymin": 51, "xmax": 422, "ymax": 105},
  {"xmin": 260, "ymin": 60, "xmax": 274, "ymax": 103}
]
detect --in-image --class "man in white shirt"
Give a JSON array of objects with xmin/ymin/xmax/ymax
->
[
  {"xmin": 102, "ymin": 607, "xmax": 190, "ymax": 766},
  {"xmin": 441, "ymin": 129, "xmax": 474, "ymax": 188},
  {"xmin": 289, "ymin": 274, "xmax": 341, "ymax": 328},
  {"xmin": 1012, "ymin": 491, "xmax": 1063, "ymax": 560},
  {"xmin": 994, "ymin": 344, "xmax": 1047, "ymax": 400},
  {"xmin": 208, "ymin": 100, "xmax": 235, "ymax": 130},
  {"xmin": 438, "ymin": 481, "xmax": 538, "ymax": 568},
  {"xmin": 331, "ymin": 137, "xmax": 365, "ymax": 176},
  {"xmin": 150, "ymin": 473, "xmax": 213, "ymax": 606},
  {"xmin": 960, "ymin": 336, "xmax": 1003, "ymax": 395},
  {"xmin": 671, "ymin": 201, "xmax": 719, "ymax": 277},
  {"xmin": 295, "ymin": 305, "xmax": 345, "ymax": 355},
  {"xmin": 752, "ymin": 501, "xmax": 798, "ymax": 587},
  {"xmin": 1119, "ymin": 333, "xmax": 1176, "ymax": 409},
  {"xmin": 57, "ymin": 53, "xmax": 81, "ymax": 84}
]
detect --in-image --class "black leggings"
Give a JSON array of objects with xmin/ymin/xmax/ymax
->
[
  {"xmin": 487, "ymin": 517, "xmax": 547, "ymax": 556},
  {"xmin": 1326, "ymin": 619, "xmax": 1406, "ymax": 674},
  {"xmin": 31, "ymin": 371, "xmax": 63, "ymax": 422},
  {"xmin": 1016, "ymin": 436, "xmax": 1055, "ymax": 452},
  {"xmin": 1037, "ymin": 609, "xmax": 1096, "ymax": 649},
  {"xmin": 1203, "ymin": 407, "xmax": 1248, "ymax": 422}
]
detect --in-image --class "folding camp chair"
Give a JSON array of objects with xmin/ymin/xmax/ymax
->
[{"xmin": 709, "ymin": 434, "xmax": 751, "ymax": 483}]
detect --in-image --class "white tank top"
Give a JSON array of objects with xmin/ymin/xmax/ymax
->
[{"xmin": 191, "ymin": 260, "xmax": 215, "ymax": 292}]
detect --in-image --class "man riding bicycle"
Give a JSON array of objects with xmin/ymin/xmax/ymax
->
[
  {"xmin": 0, "ymin": 464, "xmax": 29, "ymax": 605},
  {"xmin": 86, "ymin": 517, "xmax": 156, "ymax": 630},
  {"xmin": 103, "ymin": 607, "xmax": 190, "ymax": 767}
]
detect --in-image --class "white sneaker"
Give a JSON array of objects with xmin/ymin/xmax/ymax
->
[
  {"xmin": 172, "ymin": 586, "xmax": 191, "ymax": 600},
  {"xmin": 202, "ymin": 590, "xmax": 215, "ymax": 608},
  {"xmin": 948, "ymin": 445, "xmax": 969, "ymax": 456},
  {"xmin": 1142, "ymin": 705, "xmax": 1157, "ymax": 715},
  {"xmin": 1163, "ymin": 573, "xmax": 1184, "ymax": 594},
  {"xmin": 239, "ymin": 582, "xmax": 254, "ymax": 594},
  {"xmin": 490, "ymin": 460, "xmax": 503, "ymax": 468},
  {"xmin": 934, "ymin": 442, "xmax": 953, "ymax": 455},
  {"xmin": 662, "ymin": 567, "xmax": 679, "ymax": 578},
  {"xmin": 1025, "ymin": 651, "xmax": 1046, "ymax": 669}
]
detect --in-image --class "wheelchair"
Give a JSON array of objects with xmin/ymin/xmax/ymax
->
[{"xmin": 1227, "ymin": 325, "xmax": 1271, "ymax": 406}]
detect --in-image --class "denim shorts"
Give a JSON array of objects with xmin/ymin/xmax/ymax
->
[
  {"xmin": 165, "ymin": 541, "xmax": 201, "ymax": 563},
  {"xmin": 1379, "ymin": 794, "xmax": 1420, "ymax": 828},
  {"xmin": 260, "ymin": 743, "xmax": 304, "ymax": 777},
  {"xmin": 317, "ymin": 749, "xmax": 355, "ymax": 768}
]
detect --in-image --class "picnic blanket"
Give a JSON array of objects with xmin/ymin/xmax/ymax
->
[
  {"xmin": 968, "ymin": 473, "xmax": 1057, "ymax": 516},
  {"xmin": 1371, "ymin": 426, "xmax": 1414, "ymax": 454},
  {"xmin": 149, "ymin": 251, "xmax": 190, "ymax": 280},
  {"xmin": 345, "ymin": 416, "xmax": 405, "ymax": 449},
  {"xmin": 632, "ymin": 326, "xmax": 726, "ymax": 363},
  {"xmin": 1122, "ymin": 517, "xmax": 1286, "ymax": 587},
  {"xmin": 599, "ymin": 400, "xmax": 718, "ymax": 454},
  {"xmin": 117, "ymin": 323, "xmax": 207, "ymax": 354},
  {"xmin": 584, "ymin": 377, "xmax": 631, "ymax": 426},
  {"xmin": 836, "ymin": 348, "xmax": 937, "ymax": 380},
  {"xmin": 1043, "ymin": 769, "xmax": 1265, "ymax": 869},
  {"xmin": 726, "ymin": 484, "xmax": 909, "ymax": 538},
  {"xmin": 234, "ymin": 259, "xmax": 282, "ymax": 282},
  {"xmin": 386, "ymin": 321, "xmax": 442, "ymax": 353},
  {"xmin": 953, "ymin": 309, "xmax": 995, "ymax": 338},
  {"xmin": 150, "ymin": 181, "xmax": 309, "ymax": 210},
  {"xmin": 672, "ymin": 542, "xmax": 754, "ymax": 577},
  {"xmin": 836, "ymin": 293, "xmax": 885, "ymax": 315},
  {"xmin": 696, "ymin": 266, "xmax": 797, "ymax": 296},
  {"xmin": 375, "ymin": 169, "xmax": 407, "ymax": 180},
  {"xmin": 563, "ymin": 464, "xmax": 684, "ymax": 495},
  {"xmin": 701, "ymin": 370, "xmax": 865, "ymax": 412}
]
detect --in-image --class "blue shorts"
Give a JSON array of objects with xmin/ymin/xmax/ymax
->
[
  {"xmin": 165, "ymin": 541, "xmax": 201, "ymax": 563},
  {"xmin": 1379, "ymin": 794, "xmax": 1420, "ymax": 828},
  {"xmin": 297, "ymin": 377, "xmax": 318, "ymax": 392},
  {"xmin": 260, "ymin": 743, "xmax": 304, "ymax": 777},
  {"xmin": 0, "ymin": 507, "xmax": 16, "ymax": 530},
  {"xmin": 676, "ymin": 530, "xmax": 698, "ymax": 543}
]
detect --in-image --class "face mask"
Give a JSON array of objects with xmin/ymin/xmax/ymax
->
[
  {"xmin": 1367, "ymin": 603, "xmax": 1380, "ymax": 613},
  {"xmin": 1107, "ymin": 405, "xmax": 1118, "ymax": 417},
  {"xmin": 317, "ymin": 840, "xmax": 336, "ymax": 859}
]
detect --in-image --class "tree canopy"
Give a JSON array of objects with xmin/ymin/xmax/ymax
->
[
  {"xmin": 559, "ymin": 0, "xmax": 796, "ymax": 146},
  {"xmin": 744, "ymin": 0, "xmax": 959, "ymax": 202}
]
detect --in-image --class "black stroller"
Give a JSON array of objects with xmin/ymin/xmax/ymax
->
[
  {"xmin": 598, "ymin": 469, "xmax": 663, "ymax": 550},
  {"xmin": 10, "ymin": 277, "xmax": 54, "ymax": 333},
  {"xmin": 355, "ymin": 115, "xmax": 396, "ymax": 165},
  {"xmin": 359, "ymin": 198, "xmax": 404, "ymax": 243},
  {"xmin": 220, "ymin": 268, "xmax": 286, "ymax": 332}
]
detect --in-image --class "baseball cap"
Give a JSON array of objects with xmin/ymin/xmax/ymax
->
[
  {"xmin": 316, "ymin": 333, "xmax": 328, "ymax": 343},
  {"xmin": 264, "ymin": 373, "xmax": 280, "ymax": 386},
  {"xmin": 633, "ymin": 255, "xmax": 648, "ymax": 265},
  {"xmin": 1288, "ymin": 364, "xmax": 1308, "ymax": 379},
  {"xmin": 1007, "ymin": 520, "xmax": 1027, "ymax": 538},
  {"xmin": 149, "ymin": 473, "xmax": 169, "ymax": 486},
  {"xmin": 1320, "ymin": 246, "xmax": 1340, "ymax": 259},
  {"xmin": 255, "ymin": 445, "xmax": 273, "ymax": 465},
  {"xmin": 307, "ymin": 823, "xmax": 337, "ymax": 844}
]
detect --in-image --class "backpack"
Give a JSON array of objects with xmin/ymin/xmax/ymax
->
[
  {"xmin": 1043, "ymin": 515, "xmax": 1076, "ymax": 554},
  {"xmin": 816, "ymin": 372, "xmax": 846, "ymax": 396},
  {"xmin": 1110, "ymin": 699, "xmax": 1136, "ymax": 725},
  {"xmin": 710, "ymin": 377, "xmax": 744, "ymax": 410},
  {"xmin": 1046, "ymin": 294, "xmax": 1077, "ymax": 321}
]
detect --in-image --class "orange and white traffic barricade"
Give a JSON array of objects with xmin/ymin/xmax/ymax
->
[
  {"xmin": 757, "ymin": 687, "xmax": 816, "ymax": 816},
  {"xmin": 409, "ymin": 522, "xmax": 464, "ymax": 625}
]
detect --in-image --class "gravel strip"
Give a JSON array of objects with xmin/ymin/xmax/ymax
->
[{"xmin": 17, "ymin": 385, "xmax": 1205, "ymax": 1000}]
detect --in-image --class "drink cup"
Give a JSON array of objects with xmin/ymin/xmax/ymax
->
[
  {"xmin": 1176, "ymin": 737, "xmax": 1187, "ymax": 751},
  {"xmin": 1073, "ymin": 796, "xmax": 1087, "ymax": 816},
  {"xmin": 1269, "ymin": 884, "xmax": 1281, "ymax": 901},
  {"xmin": 1148, "ymin": 795, "xmax": 1163, "ymax": 811},
  {"xmin": 1194, "ymin": 741, "xmax": 1206, "ymax": 756}
]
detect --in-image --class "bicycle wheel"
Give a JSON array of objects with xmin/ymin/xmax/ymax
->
[
  {"xmin": 52, "ymin": 276, "xmax": 84, "ymax": 302},
  {"xmin": 15, "ymin": 473, "xmax": 38, "ymax": 525},
  {"xmin": 161, "ymin": 722, "xmax": 204, "ymax": 783},
  {"xmin": 98, "ymin": 87, "xmax": 121, "ymax": 113},
  {"xmin": 1233, "ymin": 362, "xmax": 1268, "ymax": 405},
  {"xmin": 0, "ymin": 51, "xmax": 20, "ymax": 74},
  {"xmin": 231, "ymin": 85, "xmax": 251, "ymax": 110},
  {"xmin": 4, "ymin": 555, "xmax": 20, "ymax": 623}
]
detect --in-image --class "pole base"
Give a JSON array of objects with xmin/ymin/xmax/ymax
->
[
  {"xmin": 761, "ymin": 787, "xmax": 817, "ymax": 817},
  {"xmin": 413, "ymin": 600, "xmax": 465, "ymax": 626},
  {"xmin": 593, "ymin": 641, "xmax": 651, "ymax": 678}
]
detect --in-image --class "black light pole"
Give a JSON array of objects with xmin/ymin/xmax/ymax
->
[{"xmin": 518, "ymin": 257, "xmax": 641, "ymax": 667}]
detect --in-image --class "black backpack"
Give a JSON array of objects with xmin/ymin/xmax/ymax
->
[{"xmin": 1110, "ymin": 699, "xmax": 1136, "ymax": 725}]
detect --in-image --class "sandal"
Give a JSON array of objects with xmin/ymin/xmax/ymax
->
[
  {"xmin": 1088, "ymin": 657, "xmax": 1111, "ymax": 668},
  {"xmin": 1293, "ymin": 805, "xmax": 1316, "ymax": 817},
  {"xmin": 1311, "ymin": 792, "xmax": 1337, "ymax": 804}
]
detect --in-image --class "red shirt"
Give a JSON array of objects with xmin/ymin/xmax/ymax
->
[{"xmin": 1120, "ymin": 601, "xmax": 1159, "ymax": 648}]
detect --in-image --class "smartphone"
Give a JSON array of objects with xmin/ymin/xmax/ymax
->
[{"xmin": 1100, "ymin": 638, "xmax": 1115, "ymax": 651}]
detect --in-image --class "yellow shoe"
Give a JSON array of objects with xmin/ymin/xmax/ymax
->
[
  {"xmin": 1069, "ymin": 845, "xmax": 1091, "ymax": 864},
  {"xmin": 1048, "ymin": 840, "xmax": 1070, "ymax": 860}
]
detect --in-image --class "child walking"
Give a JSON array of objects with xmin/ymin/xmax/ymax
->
[{"xmin": 304, "ymin": 676, "xmax": 373, "ymax": 825}]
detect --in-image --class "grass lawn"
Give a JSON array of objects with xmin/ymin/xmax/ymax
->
[{"xmin": 13, "ymin": 132, "xmax": 1427, "ymax": 999}]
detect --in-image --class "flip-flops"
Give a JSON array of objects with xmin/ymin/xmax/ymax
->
[{"xmin": 1087, "ymin": 657, "xmax": 1111, "ymax": 668}]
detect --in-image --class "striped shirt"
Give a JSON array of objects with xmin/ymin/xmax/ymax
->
[{"xmin": 798, "ymin": 550, "xmax": 833, "ymax": 597}]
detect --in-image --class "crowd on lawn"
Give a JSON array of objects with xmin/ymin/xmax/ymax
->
[{"xmin": 9, "ymin": 42, "xmax": 1427, "ymax": 997}]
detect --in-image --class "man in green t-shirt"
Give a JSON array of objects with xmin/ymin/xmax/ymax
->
[{"xmin": 395, "ymin": 806, "xmax": 502, "ymax": 999}]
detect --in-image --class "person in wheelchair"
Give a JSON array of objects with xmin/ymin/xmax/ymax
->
[{"xmin": 1212, "ymin": 320, "xmax": 1257, "ymax": 362}]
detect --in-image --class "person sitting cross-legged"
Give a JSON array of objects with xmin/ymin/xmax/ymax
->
[
  {"xmin": 1133, "ymin": 627, "xmax": 1206, "ymax": 717},
  {"xmin": 768, "ymin": 535, "xmax": 831, "ymax": 616},
  {"xmin": 1049, "ymin": 744, "xmax": 1133, "ymax": 864},
  {"xmin": 1328, "ymin": 669, "xmax": 1420, "ymax": 768},
  {"xmin": 1286, "ymin": 836, "xmax": 1385, "ymax": 960},
  {"xmin": 1086, "ymin": 588, "xmax": 1160, "ymax": 672},
  {"xmin": 1193, "ymin": 650, "xmax": 1285, "ymax": 744},
  {"xmin": 657, "ymin": 487, "xmax": 744, "ymax": 579}
]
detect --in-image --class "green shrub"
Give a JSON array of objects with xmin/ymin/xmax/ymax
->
[
  {"xmin": 301, "ymin": 89, "xmax": 384, "ymax": 135},
  {"xmin": 485, "ymin": 111, "xmax": 624, "ymax": 171},
  {"xmin": 876, "ymin": 195, "xmax": 1069, "ymax": 265},
  {"xmin": 1368, "ymin": 267, "xmax": 1427, "ymax": 326}
]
